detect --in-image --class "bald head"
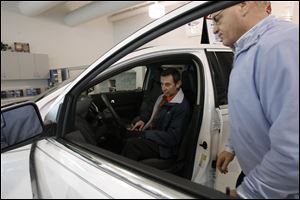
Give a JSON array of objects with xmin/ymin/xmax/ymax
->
[{"xmin": 240, "ymin": 1, "xmax": 270, "ymax": 30}]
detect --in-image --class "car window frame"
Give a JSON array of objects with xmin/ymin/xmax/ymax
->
[
  {"xmin": 88, "ymin": 66, "xmax": 148, "ymax": 94},
  {"xmin": 57, "ymin": 50, "xmax": 215, "ymax": 197},
  {"xmin": 205, "ymin": 49, "xmax": 234, "ymax": 107}
]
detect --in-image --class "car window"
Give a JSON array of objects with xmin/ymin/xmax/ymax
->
[
  {"xmin": 88, "ymin": 66, "xmax": 147, "ymax": 94},
  {"xmin": 69, "ymin": 52, "xmax": 201, "ymax": 167},
  {"xmin": 206, "ymin": 51, "xmax": 233, "ymax": 106}
]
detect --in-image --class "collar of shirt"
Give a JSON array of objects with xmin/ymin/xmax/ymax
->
[
  {"xmin": 234, "ymin": 16, "xmax": 275, "ymax": 58},
  {"xmin": 165, "ymin": 95, "xmax": 175, "ymax": 102},
  {"xmin": 160, "ymin": 93, "xmax": 176, "ymax": 107},
  {"xmin": 159, "ymin": 88, "xmax": 184, "ymax": 106}
]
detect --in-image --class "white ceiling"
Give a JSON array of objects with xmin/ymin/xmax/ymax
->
[{"xmin": 1, "ymin": 1, "xmax": 189, "ymax": 26}]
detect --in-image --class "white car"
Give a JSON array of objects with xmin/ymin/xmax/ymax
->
[{"xmin": 1, "ymin": 1, "xmax": 241, "ymax": 199}]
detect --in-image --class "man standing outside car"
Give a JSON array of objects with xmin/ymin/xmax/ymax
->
[{"xmin": 213, "ymin": 1, "xmax": 299, "ymax": 199}]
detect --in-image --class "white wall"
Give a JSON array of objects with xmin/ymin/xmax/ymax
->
[
  {"xmin": 1, "ymin": 1, "xmax": 298, "ymax": 93},
  {"xmin": 113, "ymin": 5, "xmax": 201, "ymax": 48},
  {"xmin": 270, "ymin": 1, "xmax": 299, "ymax": 24},
  {"xmin": 112, "ymin": 10, "xmax": 152, "ymax": 45},
  {"xmin": 292, "ymin": 1, "xmax": 299, "ymax": 24},
  {"xmin": 1, "ymin": 9, "xmax": 114, "ymax": 69},
  {"xmin": 113, "ymin": 2, "xmax": 299, "ymax": 48},
  {"xmin": 1, "ymin": 4, "xmax": 114, "ymax": 92},
  {"xmin": 2, "ymin": 1, "xmax": 298, "ymax": 69},
  {"xmin": 3, "ymin": 1, "xmax": 298, "ymax": 69}
]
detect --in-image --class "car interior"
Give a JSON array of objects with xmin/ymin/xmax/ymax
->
[{"xmin": 65, "ymin": 54, "xmax": 204, "ymax": 180}]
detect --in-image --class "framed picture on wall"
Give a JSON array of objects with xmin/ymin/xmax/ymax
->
[
  {"xmin": 14, "ymin": 42, "xmax": 23, "ymax": 52},
  {"xmin": 14, "ymin": 42, "xmax": 30, "ymax": 52},
  {"xmin": 22, "ymin": 43, "xmax": 30, "ymax": 52}
]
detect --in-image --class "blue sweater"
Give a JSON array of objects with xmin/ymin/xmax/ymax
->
[{"xmin": 228, "ymin": 16, "xmax": 299, "ymax": 198}]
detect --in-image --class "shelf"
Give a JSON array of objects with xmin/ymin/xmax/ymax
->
[{"xmin": 1, "ymin": 96, "xmax": 35, "ymax": 106}]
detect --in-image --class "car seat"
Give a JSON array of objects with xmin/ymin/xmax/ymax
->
[{"xmin": 132, "ymin": 66, "xmax": 162, "ymax": 124}]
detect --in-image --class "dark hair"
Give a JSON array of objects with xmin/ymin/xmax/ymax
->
[{"xmin": 161, "ymin": 68, "xmax": 181, "ymax": 83}]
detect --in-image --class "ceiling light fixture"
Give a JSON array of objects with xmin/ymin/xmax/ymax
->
[{"xmin": 148, "ymin": 1, "xmax": 165, "ymax": 19}]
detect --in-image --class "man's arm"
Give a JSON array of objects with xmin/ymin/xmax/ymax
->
[{"xmin": 144, "ymin": 101, "xmax": 190, "ymax": 147}]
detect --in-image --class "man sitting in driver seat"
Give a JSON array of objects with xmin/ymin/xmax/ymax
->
[{"xmin": 121, "ymin": 68, "xmax": 190, "ymax": 161}]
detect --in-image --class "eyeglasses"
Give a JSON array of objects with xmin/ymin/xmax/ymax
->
[{"xmin": 212, "ymin": 9, "xmax": 225, "ymax": 26}]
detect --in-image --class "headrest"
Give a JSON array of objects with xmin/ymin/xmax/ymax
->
[{"xmin": 181, "ymin": 67, "xmax": 197, "ymax": 106}]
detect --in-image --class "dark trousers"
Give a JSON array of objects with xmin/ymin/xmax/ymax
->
[
  {"xmin": 236, "ymin": 171, "xmax": 245, "ymax": 187},
  {"xmin": 121, "ymin": 131, "xmax": 160, "ymax": 161}
]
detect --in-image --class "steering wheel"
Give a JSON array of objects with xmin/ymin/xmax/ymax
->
[
  {"xmin": 89, "ymin": 101, "xmax": 100, "ymax": 115},
  {"xmin": 100, "ymin": 94, "xmax": 131, "ymax": 130},
  {"xmin": 88, "ymin": 101, "xmax": 104, "ymax": 120}
]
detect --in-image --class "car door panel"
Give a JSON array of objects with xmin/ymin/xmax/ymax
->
[
  {"xmin": 34, "ymin": 139, "xmax": 193, "ymax": 198},
  {"xmin": 1, "ymin": 145, "xmax": 33, "ymax": 199},
  {"xmin": 214, "ymin": 106, "xmax": 241, "ymax": 192},
  {"xmin": 34, "ymin": 143, "xmax": 113, "ymax": 198}
]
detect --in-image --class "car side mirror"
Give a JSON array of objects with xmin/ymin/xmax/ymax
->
[{"xmin": 1, "ymin": 102, "xmax": 44, "ymax": 153}]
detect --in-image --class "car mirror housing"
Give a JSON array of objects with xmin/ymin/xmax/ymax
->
[{"xmin": 1, "ymin": 102, "xmax": 44, "ymax": 152}]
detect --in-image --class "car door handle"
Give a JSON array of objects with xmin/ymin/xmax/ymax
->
[{"xmin": 199, "ymin": 141, "xmax": 207, "ymax": 149}]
